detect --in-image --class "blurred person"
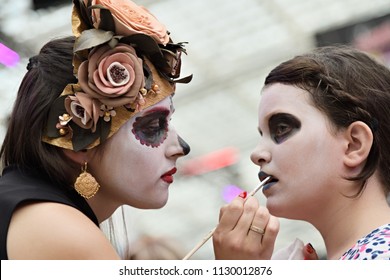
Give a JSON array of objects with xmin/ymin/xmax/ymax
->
[
  {"xmin": 126, "ymin": 234, "xmax": 185, "ymax": 260},
  {"xmin": 0, "ymin": 0, "xmax": 270, "ymax": 260},
  {"xmin": 214, "ymin": 45, "xmax": 390, "ymax": 260}
]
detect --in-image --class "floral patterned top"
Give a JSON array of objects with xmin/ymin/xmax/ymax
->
[{"xmin": 339, "ymin": 224, "xmax": 390, "ymax": 260}]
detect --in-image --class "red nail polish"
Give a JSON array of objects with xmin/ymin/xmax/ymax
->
[
  {"xmin": 306, "ymin": 243, "xmax": 314, "ymax": 254},
  {"xmin": 238, "ymin": 191, "xmax": 247, "ymax": 199}
]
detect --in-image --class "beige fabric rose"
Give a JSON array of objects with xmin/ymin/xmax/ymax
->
[
  {"xmin": 64, "ymin": 92, "xmax": 101, "ymax": 132},
  {"xmin": 78, "ymin": 43, "xmax": 145, "ymax": 108},
  {"xmin": 89, "ymin": 0, "xmax": 170, "ymax": 45}
]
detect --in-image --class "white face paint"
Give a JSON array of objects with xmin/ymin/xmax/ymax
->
[
  {"xmin": 251, "ymin": 83, "xmax": 345, "ymax": 220},
  {"xmin": 89, "ymin": 96, "xmax": 190, "ymax": 210}
]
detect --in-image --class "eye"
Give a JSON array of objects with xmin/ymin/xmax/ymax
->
[
  {"xmin": 141, "ymin": 118, "xmax": 164, "ymax": 137},
  {"xmin": 274, "ymin": 123, "xmax": 292, "ymax": 142},
  {"xmin": 132, "ymin": 110, "xmax": 169, "ymax": 147},
  {"xmin": 269, "ymin": 113, "xmax": 301, "ymax": 144}
]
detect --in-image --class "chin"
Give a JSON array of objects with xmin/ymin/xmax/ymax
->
[
  {"xmin": 141, "ymin": 196, "xmax": 169, "ymax": 209},
  {"xmin": 153, "ymin": 200, "xmax": 168, "ymax": 209},
  {"xmin": 266, "ymin": 200, "xmax": 286, "ymax": 217},
  {"xmin": 267, "ymin": 203, "xmax": 301, "ymax": 220}
]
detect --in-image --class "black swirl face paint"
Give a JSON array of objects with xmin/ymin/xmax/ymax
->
[{"xmin": 132, "ymin": 108, "xmax": 169, "ymax": 147}]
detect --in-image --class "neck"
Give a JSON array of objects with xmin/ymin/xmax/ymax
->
[
  {"xmin": 309, "ymin": 178, "xmax": 390, "ymax": 259},
  {"xmin": 87, "ymin": 194, "xmax": 120, "ymax": 223}
]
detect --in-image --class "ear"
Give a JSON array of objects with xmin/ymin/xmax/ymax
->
[
  {"xmin": 342, "ymin": 121, "xmax": 373, "ymax": 168},
  {"xmin": 62, "ymin": 149, "xmax": 88, "ymax": 165}
]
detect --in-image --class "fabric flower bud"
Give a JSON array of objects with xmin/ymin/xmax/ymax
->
[
  {"xmin": 107, "ymin": 62, "xmax": 130, "ymax": 86},
  {"xmin": 64, "ymin": 92, "xmax": 101, "ymax": 132}
]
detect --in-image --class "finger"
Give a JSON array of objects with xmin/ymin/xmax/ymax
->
[
  {"xmin": 303, "ymin": 243, "xmax": 318, "ymax": 260},
  {"xmin": 218, "ymin": 191, "xmax": 247, "ymax": 221},
  {"xmin": 246, "ymin": 206, "xmax": 270, "ymax": 242},
  {"xmin": 217, "ymin": 195, "xmax": 246, "ymax": 232},
  {"xmin": 232, "ymin": 196, "xmax": 259, "ymax": 234},
  {"xmin": 261, "ymin": 215, "xmax": 280, "ymax": 258}
]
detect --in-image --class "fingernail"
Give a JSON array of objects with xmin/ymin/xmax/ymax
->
[
  {"xmin": 238, "ymin": 191, "xmax": 247, "ymax": 199},
  {"xmin": 306, "ymin": 243, "xmax": 314, "ymax": 254}
]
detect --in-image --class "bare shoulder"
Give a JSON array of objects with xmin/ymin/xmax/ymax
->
[{"xmin": 7, "ymin": 202, "xmax": 120, "ymax": 259}]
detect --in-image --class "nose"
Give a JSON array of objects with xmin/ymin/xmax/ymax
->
[
  {"xmin": 178, "ymin": 136, "xmax": 190, "ymax": 155},
  {"xmin": 166, "ymin": 127, "xmax": 190, "ymax": 158},
  {"xmin": 250, "ymin": 142, "xmax": 271, "ymax": 167}
]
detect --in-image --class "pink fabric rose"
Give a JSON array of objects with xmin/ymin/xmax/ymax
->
[
  {"xmin": 78, "ymin": 43, "xmax": 145, "ymax": 107},
  {"xmin": 65, "ymin": 92, "xmax": 101, "ymax": 132},
  {"xmin": 89, "ymin": 0, "xmax": 170, "ymax": 45}
]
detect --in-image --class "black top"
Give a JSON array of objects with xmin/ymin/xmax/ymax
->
[{"xmin": 0, "ymin": 165, "xmax": 99, "ymax": 259}]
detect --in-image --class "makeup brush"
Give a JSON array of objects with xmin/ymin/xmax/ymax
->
[{"xmin": 182, "ymin": 176, "xmax": 271, "ymax": 260}]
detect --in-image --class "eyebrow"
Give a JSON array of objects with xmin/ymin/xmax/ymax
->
[{"xmin": 140, "ymin": 106, "xmax": 170, "ymax": 116}]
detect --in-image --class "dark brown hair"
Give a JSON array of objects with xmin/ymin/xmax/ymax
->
[
  {"xmin": 264, "ymin": 45, "xmax": 390, "ymax": 196},
  {"xmin": 0, "ymin": 37, "xmax": 79, "ymax": 188}
]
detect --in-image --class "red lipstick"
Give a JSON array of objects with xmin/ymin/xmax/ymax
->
[{"xmin": 161, "ymin": 167, "xmax": 177, "ymax": 183}]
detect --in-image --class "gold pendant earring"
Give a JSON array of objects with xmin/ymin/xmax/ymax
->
[{"xmin": 74, "ymin": 162, "xmax": 100, "ymax": 199}]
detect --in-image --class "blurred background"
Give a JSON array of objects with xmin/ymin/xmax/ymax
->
[{"xmin": 1, "ymin": 0, "xmax": 390, "ymax": 259}]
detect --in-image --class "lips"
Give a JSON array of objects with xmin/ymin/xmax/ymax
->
[
  {"xmin": 161, "ymin": 167, "xmax": 177, "ymax": 184},
  {"xmin": 258, "ymin": 171, "xmax": 278, "ymax": 191}
]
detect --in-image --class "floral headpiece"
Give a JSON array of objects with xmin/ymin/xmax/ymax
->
[{"xmin": 42, "ymin": 0, "xmax": 192, "ymax": 151}]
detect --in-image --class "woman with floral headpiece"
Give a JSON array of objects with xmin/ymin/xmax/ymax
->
[{"xmin": 0, "ymin": 0, "xmax": 278, "ymax": 260}]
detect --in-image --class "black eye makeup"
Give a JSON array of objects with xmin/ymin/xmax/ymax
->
[
  {"xmin": 132, "ymin": 109, "xmax": 170, "ymax": 147},
  {"xmin": 268, "ymin": 113, "xmax": 301, "ymax": 144}
]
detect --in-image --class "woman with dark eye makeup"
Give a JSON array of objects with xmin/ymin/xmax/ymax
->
[
  {"xmin": 214, "ymin": 45, "xmax": 390, "ymax": 260},
  {"xmin": 0, "ymin": 0, "xmax": 270, "ymax": 260}
]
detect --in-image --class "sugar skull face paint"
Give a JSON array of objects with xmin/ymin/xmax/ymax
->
[
  {"xmin": 87, "ymin": 96, "xmax": 190, "ymax": 211},
  {"xmin": 132, "ymin": 109, "xmax": 169, "ymax": 147}
]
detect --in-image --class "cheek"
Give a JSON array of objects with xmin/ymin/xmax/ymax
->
[
  {"xmin": 120, "ymin": 127, "xmax": 166, "ymax": 169},
  {"xmin": 282, "ymin": 130, "xmax": 341, "ymax": 181},
  {"xmin": 99, "ymin": 127, "xmax": 144, "ymax": 173},
  {"xmin": 102, "ymin": 133, "xmax": 160, "ymax": 185}
]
